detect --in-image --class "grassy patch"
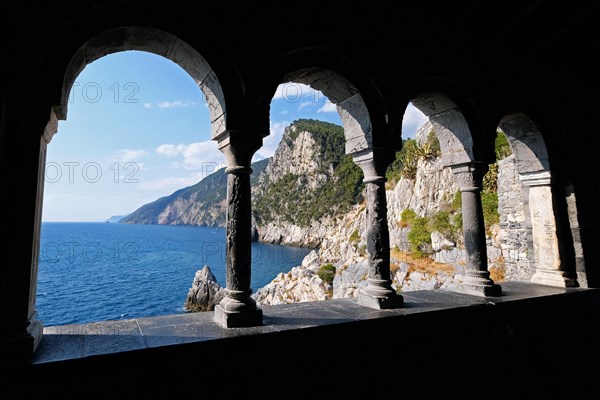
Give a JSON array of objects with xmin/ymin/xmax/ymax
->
[{"xmin": 390, "ymin": 248, "xmax": 456, "ymax": 275}]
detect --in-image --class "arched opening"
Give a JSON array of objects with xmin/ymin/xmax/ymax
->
[
  {"xmin": 36, "ymin": 27, "xmax": 230, "ymax": 326},
  {"xmin": 399, "ymin": 91, "xmax": 501, "ymax": 296},
  {"xmin": 385, "ymin": 101, "xmax": 463, "ymax": 292},
  {"xmin": 498, "ymin": 113, "xmax": 578, "ymax": 287},
  {"xmin": 252, "ymin": 67, "xmax": 402, "ymax": 306},
  {"xmin": 252, "ymin": 69, "xmax": 368, "ymax": 304}
]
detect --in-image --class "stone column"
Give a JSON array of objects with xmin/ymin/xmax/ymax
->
[
  {"xmin": 452, "ymin": 162, "xmax": 502, "ymax": 296},
  {"xmin": 521, "ymin": 172, "xmax": 578, "ymax": 287},
  {"xmin": 213, "ymin": 131, "xmax": 263, "ymax": 327},
  {"xmin": 565, "ymin": 184, "xmax": 586, "ymax": 287},
  {"xmin": 0, "ymin": 109, "xmax": 56, "ymax": 357},
  {"xmin": 354, "ymin": 150, "xmax": 404, "ymax": 309}
]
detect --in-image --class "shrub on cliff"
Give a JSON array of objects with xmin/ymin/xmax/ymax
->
[{"xmin": 317, "ymin": 263, "xmax": 336, "ymax": 284}]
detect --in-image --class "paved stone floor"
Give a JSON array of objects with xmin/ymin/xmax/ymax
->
[{"xmin": 33, "ymin": 281, "xmax": 590, "ymax": 364}]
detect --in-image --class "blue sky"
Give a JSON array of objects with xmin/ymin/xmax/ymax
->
[{"xmin": 42, "ymin": 51, "xmax": 427, "ymax": 222}]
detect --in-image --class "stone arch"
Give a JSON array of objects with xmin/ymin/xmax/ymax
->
[
  {"xmin": 282, "ymin": 68, "xmax": 375, "ymax": 157},
  {"xmin": 498, "ymin": 113, "xmax": 550, "ymax": 177},
  {"xmin": 57, "ymin": 26, "xmax": 226, "ymax": 138},
  {"xmin": 265, "ymin": 65, "xmax": 404, "ymax": 309},
  {"xmin": 498, "ymin": 113, "xmax": 578, "ymax": 287},
  {"xmin": 408, "ymin": 90, "xmax": 502, "ymax": 296},
  {"xmin": 28, "ymin": 26, "xmax": 230, "ymax": 332},
  {"xmin": 410, "ymin": 92, "xmax": 475, "ymax": 167}
]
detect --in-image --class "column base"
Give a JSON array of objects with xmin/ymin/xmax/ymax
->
[
  {"xmin": 531, "ymin": 270, "xmax": 579, "ymax": 288},
  {"xmin": 357, "ymin": 278, "xmax": 404, "ymax": 309},
  {"xmin": 454, "ymin": 271, "xmax": 502, "ymax": 297},
  {"xmin": 214, "ymin": 304, "xmax": 263, "ymax": 328},
  {"xmin": 357, "ymin": 292, "xmax": 404, "ymax": 309},
  {"xmin": 456, "ymin": 282, "xmax": 502, "ymax": 297},
  {"xmin": 0, "ymin": 316, "xmax": 44, "ymax": 360}
]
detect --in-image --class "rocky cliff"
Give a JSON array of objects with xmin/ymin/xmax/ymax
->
[
  {"xmin": 252, "ymin": 119, "xmax": 363, "ymax": 247},
  {"xmin": 253, "ymin": 121, "xmax": 522, "ymax": 305},
  {"xmin": 122, "ymin": 158, "xmax": 268, "ymax": 227},
  {"xmin": 174, "ymin": 119, "xmax": 525, "ymax": 308},
  {"xmin": 122, "ymin": 119, "xmax": 361, "ymax": 245},
  {"xmin": 184, "ymin": 265, "xmax": 225, "ymax": 312}
]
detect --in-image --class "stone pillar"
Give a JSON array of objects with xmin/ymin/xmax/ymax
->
[
  {"xmin": 565, "ymin": 184, "xmax": 587, "ymax": 287},
  {"xmin": 521, "ymin": 172, "xmax": 578, "ymax": 287},
  {"xmin": 0, "ymin": 109, "xmax": 56, "ymax": 358},
  {"xmin": 213, "ymin": 131, "xmax": 263, "ymax": 327},
  {"xmin": 354, "ymin": 150, "xmax": 404, "ymax": 309},
  {"xmin": 452, "ymin": 162, "xmax": 502, "ymax": 296}
]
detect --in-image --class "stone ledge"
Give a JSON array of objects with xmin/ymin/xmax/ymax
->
[
  {"xmin": 5, "ymin": 282, "xmax": 600, "ymax": 398},
  {"xmin": 24, "ymin": 281, "xmax": 593, "ymax": 365}
]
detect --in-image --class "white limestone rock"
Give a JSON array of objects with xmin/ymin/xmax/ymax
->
[{"xmin": 184, "ymin": 265, "xmax": 225, "ymax": 312}]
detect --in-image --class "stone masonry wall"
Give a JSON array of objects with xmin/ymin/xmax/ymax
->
[{"xmin": 496, "ymin": 154, "xmax": 532, "ymax": 280}]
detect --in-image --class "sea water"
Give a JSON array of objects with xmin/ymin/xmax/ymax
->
[{"xmin": 36, "ymin": 222, "xmax": 312, "ymax": 326}]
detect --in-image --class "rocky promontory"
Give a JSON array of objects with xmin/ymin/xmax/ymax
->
[{"xmin": 183, "ymin": 265, "xmax": 225, "ymax": 312}]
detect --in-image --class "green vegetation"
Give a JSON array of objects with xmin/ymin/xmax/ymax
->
[
  {"xmin": 122, "ymin": 165, "xmax": 229, "ymax": 224},
  {"xmin": 481, "ymin": 192, "xmax": 499, "ymax": 229},
  {"xmin": 495, "ymin": 129, "xmax": 512, "ymax": 160},
  {"xmin": 451, "ymin": 190, "xmax": 462, "ymax": 210},
  {"xmin": 400, "ymin": 208, "xmax": 418, "ymax": 226},
  {"xmin": 482, "ymin": 162, "xmax": 498, "ymax": 193},
  {"xmin": 419, "ymin": 129, "xmax": 441, "ymax": 160},
  {"xmin": 122, "ymin": 157, "xmax": 270, "ymax": 226},
  {"xmin": 288, "ymin": 118, "xmax": 343, "ymax": 142},
  {"xmin": 317, "ymin": 263, "xmax": 336, "ymax": 284},
  {"xmin": 401, "ymin": 204, "xmax": 464, "ymax": 259},
  {"xmin": 397, "ymin": 130, "xmax": 512, "ymax": 258},
  {"xmin": 254, "ymin": 119, "xmax": 364, "ymax": 227},
  {"xmin": 358, "ymin": 244, "xmax": 367, "ymax": 256},
  {"xmin": 480, "ymin": 129, "xmax": 511, "ymax": 233},
  {"xmin": 250, "ymin": 158, "xmax": 270, "ymax": 185},
  {"xmin": 430, "ymin": 211, "xmax": 456, "ymax": 241},
  {"xmin": 386, "ymin": 128, "xmax": 442, "ymax": 184},
  {"xmin": 349, "ymin": 229, "xmax": 360, "ymax": 243},
  {"xmin": 407, "ymin": 216, "xmax": 432, "ymax": 258}
]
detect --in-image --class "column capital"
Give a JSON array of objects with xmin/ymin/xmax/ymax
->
[
  {"xmin": 214, "ymin": 130, "xmax": 263, "ymax": 169},
  {"xmin": 450, "ymin": 161, "xmax": 488, "ymax": 192},
  {"xmin": 519, "ymin": 170, "xmax": 552, "ymax": 187},
  {"xmin": 352, "ymin": 147, "xmax": 396, "ymax": 182}
]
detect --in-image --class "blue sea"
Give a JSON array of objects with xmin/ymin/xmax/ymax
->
[{"xmin": 37, "ymin": 222, "xmax": 312, "ymax": 327}]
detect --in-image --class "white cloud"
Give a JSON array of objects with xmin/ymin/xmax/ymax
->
[
  {"xmin": 144, "ymin": 100, "xmax": 195, "ymax": 109},
  {"xmin": 317, "ymin": 101, "xmax": 337, "ymax": 113},
  {"xmin": 280, "ymin": 110, "xmax": 288, "ymax": 115},
  {"xmin": 156, "ymin": 144, "xmax": 187, "ymax": 157},
  {"xmin": 157, "ymin": 100, "xmax": 185, "ymax": 109},
  {"xmin": 402, "ymin": 102, "xmax": 428, "ymax": 139},
  {"xmin": 113, "ymin": 149, "xmax": 149, "ymax": 163},
  {"xmin": 140, "ymin": 172, "xmax": 206, "ymax": 191},
  {"xmin": 179, "ymin": 141, "xmax": 224, "ymax": 169},
  {"xmin": 298, "ymin": 101, "xmax": 313, "ymax": 110},
  {"xmin": 272, "ymin": 83, "xmax": 319, "ymax": 103},
  {"xmin": 155, "ymin": 140, "xmax": 225, "ymax": 170},
  {"xmin": 253, "ymin": 120, "xmax": 289, "ymax": 161}
]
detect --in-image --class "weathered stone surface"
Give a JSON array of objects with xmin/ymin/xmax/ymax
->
[
  {"xmin": 499, "ymin": 113, "xmax": 550, "ymax": 173},
  {"xmin": 429, "ymin": 109, "xmax": 474, "ymax": 166},
  {"xmin": 184, "ymin": 265, "xmax": 225, "ymax": 312},
  {"xmin": 431, "ymin": 231, "xmax": 455, "ymax": 252},
  {"xmin": 497, "ymin": 154, "xmax": 530, "ymax": 281},
  {"xmin": 332, "ymin": 260, "xmax": 370, "ymax": 298},
  {"xmin": 253, "ymin": 264, "xmax": 332, "ymax": 305},
  {"xmin": 386, "ymin": 122, "xmax": 460, "ymax": 224}
]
